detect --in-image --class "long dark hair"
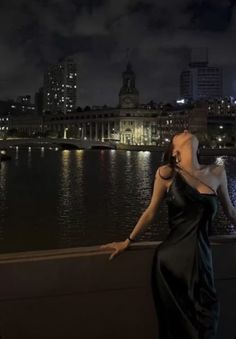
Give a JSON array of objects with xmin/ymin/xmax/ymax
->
[{"xmin": 162, "ymin": 133, "xmax": 179, "ymax": 169}]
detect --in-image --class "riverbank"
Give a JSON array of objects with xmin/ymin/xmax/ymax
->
[
  {"xmin": 1, "ymin": 138, "xmax": 236, "ymax": 155},
  {"xmin": 117, "ymin": 143, "xmax": 236, "ymax": 156}
]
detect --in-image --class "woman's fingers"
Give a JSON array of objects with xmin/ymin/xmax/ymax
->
[
  {"xmin": 109, "ymin": 250, "xmax": 119, "ymax": 261},
  {"xmin": 99, "ymin": 242, "xmax": 126, "ymax": 260}
]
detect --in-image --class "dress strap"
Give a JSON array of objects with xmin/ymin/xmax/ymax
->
[{"xmin": 175, "ymin": 164, "xmax": 216, "ymax": 195}]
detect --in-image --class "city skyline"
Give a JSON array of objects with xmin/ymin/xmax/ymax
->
[{"xmin": 1, "ymin": 0, "xmax": 236, "ymax": 106}]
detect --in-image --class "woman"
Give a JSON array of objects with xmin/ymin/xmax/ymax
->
[{"xmin": 100, "ymin": 130, "xmax": 236, "ymax": 338}]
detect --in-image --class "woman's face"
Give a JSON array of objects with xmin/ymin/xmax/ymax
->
[{"xmin": 172, "ymin": 130, "xmax": 198, "ymax": 152}]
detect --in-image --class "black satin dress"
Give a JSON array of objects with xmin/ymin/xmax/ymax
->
[{"xmin": 151, "ymin": 169, "xmax": 220, "ymax": 339}]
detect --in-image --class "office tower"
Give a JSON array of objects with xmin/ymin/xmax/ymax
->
[
  {"xmin": 180, "ymin": 49, "xmax": 223, "ymax": 101},
  {"xmin": 34, "ymin": 87, "xmax": 44, "ymax": 116},
  {"xmin": 43, "ymin": 57, "xmax": 78, "ymax": 114}
]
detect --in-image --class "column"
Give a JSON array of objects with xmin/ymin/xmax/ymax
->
[
  {"xmin": 107, "ymin": 121, "xmax": 111, "ymax": 139},
  {"xmin": 101, "ymin": 122, "xmax": 104, "ymax": 142},
  {"xmin": 95, "ymin": 122, "xmax": 98, "ymax": 140},
  {"xmin": 89, "ymin": 122, "xmax": 92, "ymax": 141},
  {"xmin": 82, "ymin": 122, "xmax": 85, "ymax": 139}
]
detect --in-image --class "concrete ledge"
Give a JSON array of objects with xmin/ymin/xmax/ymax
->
[{"xmin": 0, "ymin": 237, "xmax": 235, "ymax": 339}]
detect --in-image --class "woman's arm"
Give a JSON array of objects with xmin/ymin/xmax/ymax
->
[
  {"xmin": 217, "ymin": 165, "xmax": 236, "ymax": 226},
  {"xmin": 100, "ymin": 165, "xmax": 171, "ymax": 260},
  {"xmin": 128, "ymin": 165, "xmax": 169, "ymax": 241}
]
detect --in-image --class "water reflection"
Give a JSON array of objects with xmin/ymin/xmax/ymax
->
[
  {"xmin": 215, "ymin": 156, "xmax": 226, "ymax": 166},
  {"xmin": 15, "ymin": 146, "xmax": 19, "ymax": 165},
  {"xmin": 225, "ymin": 157, "xmax": 236, "ymax": 233},
  {"xmin": 0, "ymin": 150, "xmax": 235, "ymax": 253},
  {"xmin": 58, "ymin": 150, "xmax": 73, "ymax": 245},
  {"xmin": 0, "ymin": 162, "xmax": 7, "ymax": 240},
  {"xmin": 41, "ymin": 147, "xmax": 45, "ymax": 158},
  {"xmin": 27, "ymin": 147, "xmax": 32, "ymax": 167}
]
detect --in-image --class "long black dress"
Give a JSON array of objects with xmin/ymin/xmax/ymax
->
[{"xmin": 151, "ymin": 168, "xmax": 220, "ymax": 339}]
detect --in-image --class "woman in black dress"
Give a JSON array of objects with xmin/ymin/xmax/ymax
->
[{"xmin": 100, "ymin": 130, "xmax": 236, "ymax": 338}]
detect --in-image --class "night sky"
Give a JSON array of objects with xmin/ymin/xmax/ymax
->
[{"xmin": 1, "ymin": 0, "xmax": 236, "ymax": 107}]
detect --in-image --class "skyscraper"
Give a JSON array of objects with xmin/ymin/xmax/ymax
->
[
  {"xmin": 43, "ymin": 57, "xmax": 78, "ymax": 114},
  {"xmin": 180, "ymin": 49, "xmax": 223, "ymax": 101},
  {"xmin": 34, "ymin": 87, "xmax": 44, "ymax": 116}
]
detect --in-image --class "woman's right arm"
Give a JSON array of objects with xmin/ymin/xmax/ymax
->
[
  {"xmin": 217, "ymin": 165, "xmax": 236, "ymax": 225},
  {"xmin": 99, "ymin": 165, "xmax": 171, "ymax": 260}
]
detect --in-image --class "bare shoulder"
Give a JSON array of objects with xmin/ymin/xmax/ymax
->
[
  {"xmin": 156, "ymin": 164, "xmax": 174, "ymax": 179},
  {"xmin": 207, "ymin": 163, "xmax": 225, "ymax": 178}
]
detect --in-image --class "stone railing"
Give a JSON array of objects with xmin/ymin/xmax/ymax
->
[{"xmin": 0, "ymin": 236, "xmax": 235, "ymax": 339}]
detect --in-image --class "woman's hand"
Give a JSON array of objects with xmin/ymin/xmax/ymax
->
[{"xmin": 99, "ymin": 239, "xmax": 131, "ymax": 261}]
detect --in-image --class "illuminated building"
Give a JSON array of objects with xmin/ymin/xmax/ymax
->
[
  {"xmin": 180, "ymin": 52, "xmax": 222, "ymax": 101},
  {"xmin": 43, "ymin": 57, "xmax": 78, "ymax": 114}
]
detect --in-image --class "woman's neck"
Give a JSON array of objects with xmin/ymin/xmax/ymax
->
[{"xmin": 178, "ymin": 146, "xmax": 201, "ymax": 172}]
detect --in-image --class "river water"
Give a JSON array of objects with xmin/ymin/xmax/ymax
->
[{"xmin": 0, "ymin": 147, "xmax": 235, "ymax": 254}]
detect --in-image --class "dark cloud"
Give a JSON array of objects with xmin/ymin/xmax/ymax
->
[{"xmin": 0, "ymin": 0, "xmax": 236, "ymax": 106}]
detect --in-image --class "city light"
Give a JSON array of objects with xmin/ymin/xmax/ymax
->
[
  {"xmin": 176, "ymin": 99, "xmax": 185, "ymax": 104},
  {"xmin": 215, "ymin": 156, "xmax": 225, "ymax": 165}
]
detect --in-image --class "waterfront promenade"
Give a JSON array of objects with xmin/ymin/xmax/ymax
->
[
  {"xmin": 1, "ymin": 137, "xmax": 236, "ymax": 155},
  {"xmin": 0, "ymin": 236, "xmax": 235, "ymax": 339}
]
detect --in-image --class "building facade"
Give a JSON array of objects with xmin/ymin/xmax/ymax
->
[
  {"xmin": 34, "ymin": 87, "xmax": 44, "ymax": 116},
  {"xmin": 41, "ymin": 63, "xmax": 193, "ymax": 145},
  {"xmin": 180, "ymin": 61, "xmax": 223, "ymax": 101},
  {"xmin": 2, "ymin": 62, "xmax": 235, "ymax": 147},
  {"xmin": 43, "ymin": 57, "xmax": 78, "ymax": 114}
]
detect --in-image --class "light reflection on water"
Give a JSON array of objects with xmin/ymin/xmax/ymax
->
[
  {"xmin": 0, "ymin": 162, "xmax": 7, "ymax": 241},
  {"xmin": 0, "ymin": 149, "xmax": 235, "ymax": 254}
]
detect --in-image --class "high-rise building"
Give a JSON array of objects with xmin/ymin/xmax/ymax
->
[
  {"xmin": 34, "ymin": 87, "xmax": 44, "ymax": 116},
  {"xmin": 43, "ymin": 57, "xmax": 78, "ymax": 114},
  {"xmin": 180, "ymin": 50, "xmax": 223, "ymax": 101}
]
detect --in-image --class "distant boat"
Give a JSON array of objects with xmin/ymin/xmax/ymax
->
[{"xmin": 0, "ymin": 149, "xmax": 11, "ymax": 161}]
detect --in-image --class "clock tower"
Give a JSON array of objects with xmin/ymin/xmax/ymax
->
[{"xmin": 119, "ymin": 62, "xmax": 139, "ymax": 109}]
